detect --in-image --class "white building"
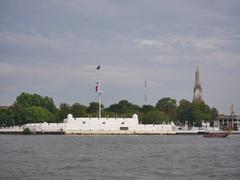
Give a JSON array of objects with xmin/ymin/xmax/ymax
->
[{"xmin": 23, "ymin": 114, "xmax": 177, "ymax": 134}]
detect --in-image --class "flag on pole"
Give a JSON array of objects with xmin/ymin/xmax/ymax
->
[
  {"xmin": 97, "ymin": 65, "xmax": 100, "ymax": 70},
  {"xmin": 96, "ymin": 82, "xmax": 99, "ymax": 92}
]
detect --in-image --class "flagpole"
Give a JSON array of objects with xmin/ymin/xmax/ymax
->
[
  {"xmin": 96, "ymin": 65, "xmax": 102, "ymax": 119},
  {"xmin": 98, "ymin": 88, "xmax": 101, "ymax": 119}
]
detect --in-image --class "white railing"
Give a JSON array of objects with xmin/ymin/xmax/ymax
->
[{"xmin": 0, "ymin": 126, "xmax": 23, "ymax": 131}]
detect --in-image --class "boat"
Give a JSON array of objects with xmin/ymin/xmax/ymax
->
[{"xmin": 203, "ymin": 131, "xmax": 230, "ymax": 138}]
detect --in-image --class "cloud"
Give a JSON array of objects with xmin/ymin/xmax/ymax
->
[
  {"xmin": 135, "ymin": 35, "xmax": 226, "ymax": 52},
  {"xmin": 0, "ymin": 62, "xmax": 16, "ymax": 76},
  {"xmin": 135, "ymin": 39, "xmax": 175, "ymax": 52},
  {"xmin": 134, "ymin": 34, "xmax": 240, "ymax": 68},
  {"xmin": 0, "ymin": 31, "xmax": 76, "ymax": 52}
]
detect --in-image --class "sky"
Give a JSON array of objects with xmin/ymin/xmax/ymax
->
[{"xmin": 0, "ymin": 0, "xmax": 240, "ymax": 114}]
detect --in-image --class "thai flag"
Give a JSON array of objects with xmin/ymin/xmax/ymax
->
[{"xmin": 96, "ymin": 82, "xmax": 99, "ymax": 92}]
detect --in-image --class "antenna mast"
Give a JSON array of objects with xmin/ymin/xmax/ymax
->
[{"xmin": 144, "ymin": 79, "xmax": 147, "ymax": 104}]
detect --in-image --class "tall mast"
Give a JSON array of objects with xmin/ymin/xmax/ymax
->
[
  {"xmin": 144, "ymin": 79, "xmax": 147, "ymax": 104},
  {"xmin": 96, "ymin": 65, "xmax": 102, "ymax": 119},
  {"xmin": 98, "ymin": 83, "xmax": 102, "ymax": 119}
]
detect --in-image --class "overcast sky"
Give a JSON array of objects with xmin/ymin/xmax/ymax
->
[{"xmin": 0, "ymin": 0, "xmax": 240, "ymax": 114}]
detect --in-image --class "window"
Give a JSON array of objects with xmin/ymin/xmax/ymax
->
[{"xmin": 120, "ymin": 127, "xmax": 129, "ymax": 130}]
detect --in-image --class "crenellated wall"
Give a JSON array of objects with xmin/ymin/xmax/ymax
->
[
  {"xmin": 23, "ymin": 114, "xmax": 176, "ymax": 133},
  {"xmin": 64, "ymin": 114, "xmax": 139, "ymax": 131}
]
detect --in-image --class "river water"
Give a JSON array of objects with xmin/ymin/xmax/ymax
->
[{"xmin": 0, "ymin": 135, "xmax": 239, "ymax": 180}]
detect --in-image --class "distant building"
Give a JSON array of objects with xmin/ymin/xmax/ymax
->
[
  {"xmin": 193, "ymin": 66, "xmax": 203, "ymax": 102},
  {"xmin": 0, "ymin": 106, "xmax": 11, "ymax": 110},
  {"xmin": 216, "ymin": 105, "xmax": 240, "ymax": 131}
]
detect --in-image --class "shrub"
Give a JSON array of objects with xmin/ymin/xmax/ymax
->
[{"xmin": 23, "ymin": 127, "xmax": 32, "ymax": 135}]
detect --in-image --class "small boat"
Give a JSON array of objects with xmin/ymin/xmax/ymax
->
[{"xmin": 203, "ymin": 131, "xmax": 230, "ymax": 138}]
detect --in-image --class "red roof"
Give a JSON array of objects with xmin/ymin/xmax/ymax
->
[{"xmin": 0, "ymin": 106, "xmax": 11, "ymax": 109}]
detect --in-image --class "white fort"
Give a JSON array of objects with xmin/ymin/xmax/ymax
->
[
  {"xmin": 64, "ymin": 114, "xmax": 174, "ymax": 132},
  {"xmin": 24, "ymin": 114, "xmax": 176, "ymax": 135}
]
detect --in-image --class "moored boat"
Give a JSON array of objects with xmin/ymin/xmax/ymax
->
[{"xmin": 203, "ymin": 131, "xmax": 230, "ymax": 138}]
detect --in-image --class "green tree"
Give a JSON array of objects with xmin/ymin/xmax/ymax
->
[
  {"xmin": 179, "ymin": 99, "xmax": 190, "ymax": 105},
  {"xmin": 193, "ymin": 101, "xmax": 212, "ymax": 123},
  {"xmin": 142, "ymin": 110, "xmax": 169, "ymax": 124},
  {"xmin": 58, "ymin": 103, "xmax": 71, "ymax": 121},
  {"xmin": 138, "ymin": 105, "xmax": 155, "ymax": 123},
  {"xmin": 176, "ymin": 101, "xmax": 201, "ymax": 127},
  {"xmin": 13, "ymin": 92, "xmax": 58, "ymax": 124},
  {"xmin": 105, "ymin": 103, "xmax": 118, "ymax": 113},
  {"xmin": 156, "ymin": 97, "xmax": 177, "ymax": 114},
  {"xmin": 15, "ymin": 92, "xmax": 57, "ymax": 114},
  {"xmin": 169, "ymin": 109, "xmax": 177, "ymax": 123},
  {"xmin": 23, "ymin": 106, "xmax": 55, "ymax": 123},
  {"xmin": 87, "ymin": 102, "xmax": 100, "ymax": 116},
  {"xmin": 42, "ymin": 96, "xmax": 57, "ymax": 114},
  {"xmin": 118, "ymin": 100, "xmax": 140, "ymax": 114},
  {"xmin": 106, "ymin": 100, "xmax": 140, "ymax": 117},
  {"xmin": 211, "ymin": 107, "xmax": 218, "ymax": 121},
  {"xmin": 11, "ymin": 103, "xmax": 26, "ymax": 125},
  {"xmin": 140, "ymin": 105, "xmax": 155, "ymax": 113},
  {"xmin": 0, "ymin": 109, "xmax": 15, "ymax": 126},
  {"xmin": 71, "ymin": 103, "xmax": 87, "ymax": 118},
  {"xmin": 15, "ymin": 92, "xmax": 42, "ymax": 107}
]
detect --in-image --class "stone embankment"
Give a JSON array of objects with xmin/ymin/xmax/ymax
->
[{"xmin": 0, "ymin": 128, "xmax": 208, "ymax": 135}]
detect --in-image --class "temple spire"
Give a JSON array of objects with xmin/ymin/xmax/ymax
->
[
  {"xmin": 195, "ymin": 66, "xmax": 200, "ymax": 84},
  {"xmin": 193, "ymin": 66, "xmax": 203, "ymax": 102},
  {"xmin": 231, "ymin": 104, "xmax": 235, "ymax": 115}
]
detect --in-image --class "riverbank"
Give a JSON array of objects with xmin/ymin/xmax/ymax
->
[{"xmin": 1, "ymin": 129, "xmax": 240, "ymax": 135}]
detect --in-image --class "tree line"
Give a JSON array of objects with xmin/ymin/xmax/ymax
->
[{"xmin": 0, "ymin": 92, "xmax": 218, "ymax": 127}]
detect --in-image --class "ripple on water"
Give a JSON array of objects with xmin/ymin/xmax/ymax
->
[{"xmin": 0, "ymin": 135, "xmax": 239, "ymax": 180}]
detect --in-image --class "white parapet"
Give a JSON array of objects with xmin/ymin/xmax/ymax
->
[
  {"xmin": 64, "ymin": 114, "xmax": 139, "ymax": 131},
  {"xmin": 24, "ymin": 122, "xmax": 66, "ymax": 133},
  {"xmin": 64, "ymin": 114, "xmax": 176, "ymax": 133}
]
